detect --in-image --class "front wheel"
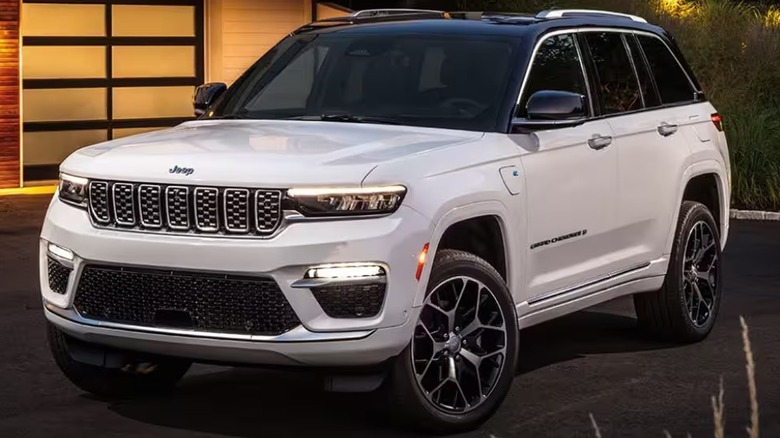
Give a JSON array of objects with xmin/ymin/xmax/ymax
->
[
  {"xmin": 383, "ymin": 249, "xmax": 518, "ymax": 434},
  {"xmin": 634, "ymin": 201, "xmax": 723, "ymax": 343}
]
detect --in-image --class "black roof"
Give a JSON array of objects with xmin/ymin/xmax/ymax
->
[{"xmin": 293, "ymin": 9, "xmax": 670, "ymax": 41}]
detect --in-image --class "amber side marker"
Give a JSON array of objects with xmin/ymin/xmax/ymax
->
[{"xmin": 0, "ymin": 186, "xmax": 56, "ymax": 196}]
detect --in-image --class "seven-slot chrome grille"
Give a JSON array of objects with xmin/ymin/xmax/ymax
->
[{"xmin": 87, "ymin": 180, "xmax": 282, "ymax": 237}]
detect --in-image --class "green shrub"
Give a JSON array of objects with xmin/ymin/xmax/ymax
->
[{"xmin": 461, "ymin": 0, "xmax": 780, "ymax": 210}]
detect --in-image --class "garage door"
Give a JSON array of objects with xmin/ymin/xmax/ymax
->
[
  {"xmin": 21, "ymin": 0, "xmax": 204, "ymax": 182},
  {"xmin": 207, "ymin": 0, "xmax": 309, "ymax": 85}
]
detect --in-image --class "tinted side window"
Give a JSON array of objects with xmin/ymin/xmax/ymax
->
[
  {"xmin": 638, "ymin": 35, "xmax": 694, "ymax": 104},
  {"xmin": 584, "ymin": 32, "xmax": 642, "ymax": 114},
  {"xmin": 626, "ymin": 35, "xmax": 660, "ymax": 108},
  {"xmin": 518, "ymin": 34, "xmax": 588, "ymax": 117}
]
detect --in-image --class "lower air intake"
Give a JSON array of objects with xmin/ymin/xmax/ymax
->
[
  {"xmin": 311, "ymin": 283, "xmax": 386, "ymax": 318},
  {"xmin": 47, "ymin": 257, "xmax": 71, "ymax": 295},
  {"xmin": 73, "ymin": 265, "xmax": 300, "ymax": 335}
]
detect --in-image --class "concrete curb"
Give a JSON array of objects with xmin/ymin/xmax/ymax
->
[{"xmin": 730, "ymin": 209, "xmax": 780, "ymax": 220}]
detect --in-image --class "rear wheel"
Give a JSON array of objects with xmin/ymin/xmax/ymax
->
[
  {"xmin": 383, "ymin": 249, "xmax": 518, "ymax": 434},
  {"xmin": 47, "ymin": 322, "xmax": 191, "ymax": 398},
  {"xmin": 634, "ymin": 201, "xmax": 723, "ymax": 342}
]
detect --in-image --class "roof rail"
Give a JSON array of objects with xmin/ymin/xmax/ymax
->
[
  {"xmin": 536, "ymin": 9, "xmax": 648, "ymax": 23},
  {"xmin": 350, "ymin": 9, "xmax": 447, "ymax": 19}
]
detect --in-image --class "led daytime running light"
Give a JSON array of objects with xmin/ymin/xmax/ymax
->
[
  {"xmin": 48, "ymin": 243, "xmax": 74, "ymax": 261},
  {"xmin": 288, "ymin": 186, "xmax": 406, "ymax": 197},
  {"xmin": 306, "ymin": 264, "xmax": 386, "ymax": 279}
]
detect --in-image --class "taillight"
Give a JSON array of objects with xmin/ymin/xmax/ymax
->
[{"xmin": 711, "ymin": 113, "xmax": 723, "ymax": 132}]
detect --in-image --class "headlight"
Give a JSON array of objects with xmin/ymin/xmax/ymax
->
[
  {"xmin": 58, "ymin": 173, "xmax": 88, "ymax": 207},
  {"xmin": 287, "ymin": 185, "xmax": 406, "ymax": 217}
]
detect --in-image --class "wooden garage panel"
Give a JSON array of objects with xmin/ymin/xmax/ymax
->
[
  {"xmin": 0, "ymin": 0, "xmax": 20, "ymax": 188},
  {"xmin": 208, "ymin": 0, "xmax": 308, "ymax": 84}
]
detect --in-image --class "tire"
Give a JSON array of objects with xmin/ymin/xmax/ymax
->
[
  {"xmin": 383, "ymin": 249, "xmax": 518, "ymax": 434},
  {"xmin": 634, "ymin": 201, "xmax": 723, "ymax": 343},
  {"xmin": 47, "ymin": 322, "xmax": 191, "ymax": 398}
]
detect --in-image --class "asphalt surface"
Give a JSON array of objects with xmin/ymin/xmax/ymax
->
[{"xmin": 1, "ymin": 195, "xmax": 779, "ymax": 438}]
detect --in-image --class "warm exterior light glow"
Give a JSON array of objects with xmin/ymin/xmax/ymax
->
[
  {"xmin": 657, "ymin": 0, "xmax": 697, "ymax": 19},
  {"xmin": 416, "ymin": 243, "xmax": 429, "ymax": 281},
  {"xmin": 766, "ymin": 8, "xmax": 780, "ymax": 28}
]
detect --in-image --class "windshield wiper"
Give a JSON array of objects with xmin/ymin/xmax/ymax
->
[
  {"xmin": 320, "ymin": 114, "xmax": 402, "ymax": 125},
  {"xmin": 206, "ymin": 112, "xmax": 250, "ymax": 120},
  {"xmin": 281, "ymin": 114, "xmax": 402, "ymax": 125}
]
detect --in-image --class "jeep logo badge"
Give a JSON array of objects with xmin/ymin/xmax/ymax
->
[{"xmin": 169, "ymin": 165, "xmax": 194, "ymax": 176}]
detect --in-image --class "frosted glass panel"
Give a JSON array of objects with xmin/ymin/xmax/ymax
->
[
  {"xmin": 113, "ymin": 127, "xmax": 162, "ymax": 139},
  {"xmin": 23, "ymin": 46, "xmax": 105, "ymax": 79},
  {"xmin": 22, "ymin": 4, "xmax": 105, "ymax": 37},
  {"xmin": 23, "ymin": 89, "xmax": 107, "ymax": 122},
  {"xmin": 23, "ymin": 130, "xmax": 107, "ymax": 165},
  {"xmin": 113, "ymin": 46, "xmax": 195, "ymax": 78},
  {"xmin": 112, "ymin": 5, "xmax": 195, "ymax": 37},
  {"xmin": 113, "ymin": 86, "xmax": 194, "ymax": 119}
]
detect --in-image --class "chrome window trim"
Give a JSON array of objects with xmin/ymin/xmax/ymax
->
[
  {"xmin": 193, "ymin": 187, "xmax": 220, "ymax": 232},
  {"xmin": 137, "ymin": 184, "xmax": 163, "ymax": 229},
  {"xmin": 111, "ymin": 182, "xmax": 136, "ymax": 226},
  {"xmin": 88, "ymin": 181, "xmax": 111, "ymax": 224},
  {"xmin": 165, "ymin": 185, "xmax": 191, "ymax": 231},
  {"xmin": 515, "ymin": 28, "xmax": 700, "ymax": 113},
  {"xmin": 223, "ymin": 188, "xmax": 250, "ymax": 233}
]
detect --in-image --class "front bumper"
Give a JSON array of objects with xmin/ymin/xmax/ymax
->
[{"xmin": 40, "ymin": 196, "xmax": 432, "ymax": 366}]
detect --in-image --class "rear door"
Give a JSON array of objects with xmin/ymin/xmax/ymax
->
[{"xmin": 602, "ymin": 32, "xmax": 706, "ymax": 265}]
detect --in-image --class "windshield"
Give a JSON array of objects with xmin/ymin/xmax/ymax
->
[{"xmin": 209, "ymin": 32, "xmax": 518, "ymax": 132}]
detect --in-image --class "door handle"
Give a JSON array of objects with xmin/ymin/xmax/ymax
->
[
  {"xmin": 588, "ymin": 135, "xmax": 613, "ymax": 150},
  {"xmin": 657, "ymin": 123, "xmax": 678, "ymax": 137}
]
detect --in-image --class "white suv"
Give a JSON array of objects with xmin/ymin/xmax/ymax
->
[{"xmin": 41, "ymin": 9, "xmax": 730, "ymax": 433}]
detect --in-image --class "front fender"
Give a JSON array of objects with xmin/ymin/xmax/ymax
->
[{"xmin": 412, "ymin": 200, "xmax": 523, "ymax": 307}]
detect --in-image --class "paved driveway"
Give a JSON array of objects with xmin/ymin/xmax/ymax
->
[{"xmin": 1, "ymin": 195, "xmax": 778, "ymax": 437}]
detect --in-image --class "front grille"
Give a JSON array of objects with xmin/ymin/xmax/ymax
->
[
  {"xmin": 47, "ymin": 257, "xmax": 72, "ymax": 295},
  {"xmin": 311, "ymin": 283, "xmax": 386, "ymax": 318},
  {"xmin": 87, "ymin": 180, "xmax": 282, "ymax": 237},
  {"xmin": 138, "ymin": 185, "xmax": 163, "ymax": 228},
  {"xmin": 73, "ymin": 265, "xmax": 301, "ymax": 335}
]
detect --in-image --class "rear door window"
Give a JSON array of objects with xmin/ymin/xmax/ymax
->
[
  {"xmin": 637, "ymin": 35, "xmax": 695, "ymax": 104},
  {"xmin": 583, "ymin": 32, "xmax": 642, "ymax": 115},
  {"xmin": 626, "ymin": 34, "xmax": 660, "ymax": 108}
]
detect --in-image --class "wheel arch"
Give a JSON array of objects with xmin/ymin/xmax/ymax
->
[
  {"xmin": 413, "ymin": 201, "xmax": 520, "ymax": 308},
  {"xmin": 665, "ymin": 161, "xmax": 729, "ymax": 254}
]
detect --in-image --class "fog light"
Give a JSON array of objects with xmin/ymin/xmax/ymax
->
[
  {"xmin": 306, "ymin": 264, "xmax": 386, "ymax": 280},
  {"xmin": 48, "ymin": 243, "xmax": 74, "ymax": 261}
]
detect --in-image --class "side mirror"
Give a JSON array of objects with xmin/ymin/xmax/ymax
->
[
  {"xmin": 193, "ymin": 82, "xmax": 227, "ymax": 117},
  {"xmin": 512, "ymin": 90, "xmax": 587, "ymax": 131},
  {"xmin": 527, "ymin": 90, "xmax": 586, "ymax": 120}
]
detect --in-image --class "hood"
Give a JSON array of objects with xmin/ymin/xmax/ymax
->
[{"xmin": 61, "ymin": 120, "xmax": 484, "ymax": 187}]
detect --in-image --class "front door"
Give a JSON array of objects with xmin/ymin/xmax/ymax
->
[{"xmin": 511, "ymin": 33, "xmax": 621, "ymax": 303}]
